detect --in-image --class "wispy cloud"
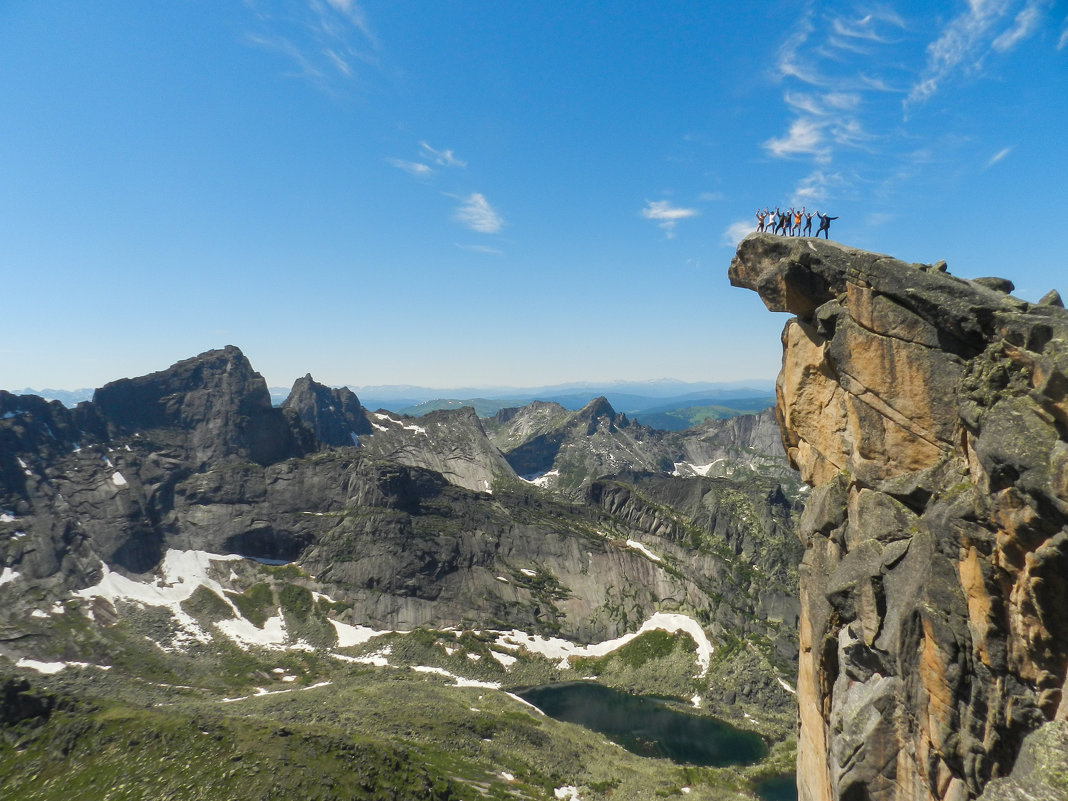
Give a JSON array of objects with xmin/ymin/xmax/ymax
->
[
  {"xmin": 387, "ymin": 158, "xmax": 433, "ymax": 177},
  {"xmin": 722, "ymin": 220, "xmax": 755, "ymax": 247},
  {"xmin": 419, "ymin": 142, "xmax": 467, "ymax": 168},
  {"xmin": 992, "ymin": 3, "xmax": 1043, "ymax": 51},
  {"xmin": 641, "ymin": 200, "xmax": 698, "ymax": 238},
  {"xmin": 764, "ymin": 2, "xmax": 1056, "ymax": 211},
  {"xmin": 456, "ymin": 243, "xmax": 504, "ymax": 255},
  {"xmin": 791, "ymin": 170, "xmax": 846, "ymax": 207},
  {"xmin": 764, "ymin": 118, "xmax": 831, "ymax": 162},
  {"xmin": 243, "ymin": 0, "xmax": 378, "ymax": 90},
  {"xmin": 454, "ymin": 193, "xmax": 504, "ymax": 234},
  {"xmin": 984, "ymin": 146, "xmax": 1013, "ymax": 167},
  {"xmin": 907, "ymin": 0, "xmax": 1051, "ymax": 106}
]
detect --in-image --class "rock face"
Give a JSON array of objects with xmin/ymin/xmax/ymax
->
[
  {"xmin": 93, "ymin": 345, "xmax": 311, "ymax": 468},
  {"xmin": 281, "ymin": 374, "xmax": 372, "ymax": 447},
  {"xmin": 730, "ymin": 233, "xmax": 1068, "ymax": 801},
  {"xmin": 355, "ymin": 406, "xmax": 517, "ymax": 494}
]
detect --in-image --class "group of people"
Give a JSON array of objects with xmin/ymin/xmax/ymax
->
[{"xmin": 755, "ymin": 207, "xmax": 837, "ymax": 238}]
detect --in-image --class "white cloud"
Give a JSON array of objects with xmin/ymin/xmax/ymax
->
[
  {"xmin": 905, "ymin": 0, "xmax": 1044, "ymax": 106},
  {"xmin": 641, "ymin": 200, "xmax": 698, "ymax": 237},
  {"xmin": 984, "ymin": 146, "xmax": 1012, "ymax": 167},
  {"xmin": 322, "ymin": 0, "xmax": 376, "ymax": 43},
  {"xmin": 420, "ymin": 142, "xmax": 467, "ymax": 168},
  {"xmin": 790, "ymin": 170, "xmax": 846, "ymax": 207},
  {"xmin": 324, "ymin": 48, "xmax": 352, "ymax": 76},
  {"xmin": 784, "ymin": 92, "xmax": 824, "ymax": 115},
  {"xmin": 243, "ymin": 0, "xmax": 377, "ymax": 90},
  {"xmin": 823, "ymin": 91, "xmax": 861, "ymax": 110},
  {"xmin": 831, "ymin": 14, "xmax": 897, "ymax": 43},
  {"xmin": 764, "ymin": 118, "xmax": 831, "ymax": 162},
  {"xmin": 991, "ymin": 3, "xmax": 1043, "ymax": 51},
  {"xmin": 777, "ymin": 19, "xmax": 825, "ymax": 87},
  {"xmin": 454, "ymin": 194, "xmax": 503, "ymax": 233},
  {"xmin": 387, "ymin": 158, "xmax": 433, "ymax": 177},
  {"xmin": 1059, "ymin": 20, "xmax": 1068, "ymax": 49},
  {"xmin": 722, "ymin": 220, "xmax": 755, "ymax": 247}
]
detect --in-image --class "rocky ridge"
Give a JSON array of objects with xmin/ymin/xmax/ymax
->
[
  {"xmin": 730, "ymin": 233, "xmax": 1068, "ymax": 801},
  {"xmin": 485, "ymin": 397, "xmax": 799, "ymax": 495},
  {"xmin": 1, "ymin": 345, "xmax": 804, "ymax": 742}
]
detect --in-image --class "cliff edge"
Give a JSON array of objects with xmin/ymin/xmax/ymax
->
[{"xmin": 730, "ymin": 233, "xmax": 1068, "ymax": 801}]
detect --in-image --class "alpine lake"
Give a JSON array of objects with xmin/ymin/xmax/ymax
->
[{"xmin": 516, "ymin": 682, "xmax": 797, "ymax": 800}]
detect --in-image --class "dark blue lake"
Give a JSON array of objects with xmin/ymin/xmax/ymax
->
[
  {"xmin": 516, "ymin": 682, "xmax": 768, "ymax": 767},
  {"xmin": 755, "ymin": 775, "xmax": 799, "ymax": 801}
]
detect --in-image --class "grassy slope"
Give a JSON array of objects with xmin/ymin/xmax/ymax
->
[{"xmin": 1, "ymin": 618, "xmax": 795, "ymax": 801}]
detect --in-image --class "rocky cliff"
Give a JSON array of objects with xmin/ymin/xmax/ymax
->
[{"xmin": 730, "ymin": 233, "xmax": 1068, "ymax": 801}]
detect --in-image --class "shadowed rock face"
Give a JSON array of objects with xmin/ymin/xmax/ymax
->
[
  {"xmin": 93, "ymin": 345, "xmax": 311, "ymax": 469},
  {"xmin": 731, "ymin": 233, "xmax": 1068, "ymax": 801},
  {"xmin": 281, "ymin": 374, "xmax": 372, "ymax": 447}
]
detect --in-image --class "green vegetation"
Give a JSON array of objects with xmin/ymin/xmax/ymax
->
[
  {"xmin": 1, "ymin": 650, "xmax": 785, "ymax": 801},
  {"xmin": 227, "ymin": 583, "xmax": 274, "ymax": 627}
]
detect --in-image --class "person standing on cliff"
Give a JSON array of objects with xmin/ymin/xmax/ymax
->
[
  {"xmin": 776, "ymin": 208, "xmax": 790, "ymax": 235},
  {"xmin": 803, "ymin": 211, "xmax": 813, "ymax": 236},
  {"xmin": 816, "ymin": 212, "xmax": 838, "ymax": 239},
  {"xmin": 756, "ymin": 208, "xmax": 768, "ymax": 232}
]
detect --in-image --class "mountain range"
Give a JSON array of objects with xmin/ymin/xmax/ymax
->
[{"xmin": 1, "ymin": 346, "xmax": 802, "ymax": 800}]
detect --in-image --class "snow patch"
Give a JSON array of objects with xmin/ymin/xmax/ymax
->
[
  {"xmin": 495, "ymin": 575, "xmax": 509, "ymax": 583},
  {"xmin": 0, "ymin": 567, "xmax": 20, "ymax": 587},
  {"xmin": 14, "ymin": 659, "xmax": 110, "ymax": 674},
  {"xmin": 0, "ymin": 511, "xmax": 15, "ymax": 523},
  {"xmin": 491, "ymin": 650, "xmax": 517, "ymax": 668},
  {"xmin": 15, "ymin": 659, "xmax": 67, "ymax": 674},
  {"xmin": 691, "ymin": 693, "xmax": 702, "ymax": 709},
  {"xmin": 520, "ymin": 469, "xmax": 559, "ymax": 487},
  {"xmin": 329, "ymin": 619, "xmax": 393, "ymax": 648},
  {"xmin": 519, "ymin": 568, "xmax": 537, "ymax": 577},
  {"xmin": 111, "ymin": 471, "xmax": 128, "ymax": 487},
  {"xmin": 777, "ymin": 676, "xmax": 797, "ymax": 695},
  {"xmin": 671, "ymin": 458, "xmax": 725, "ymax": 477},
  {"xmin": 31, "ymin": 609, "xmax": 49, "ymax": 619},
  {"xmin": 554, "ymin": 786, "xmax": 582, "ymax": 800},
  {"xmin": 222, "ymin": 680, "xmax": 332, "ymax": 703},
  {"xmin": 625, "ymin": 539, "xmax": 662, "ymax": 563},
  {"xmin": 494, "ymin": 612, "xmax": 714, "ymax": 677},
  {"xmin": 411, "ymin": 665, "xmax": 501, "ymax": 689},
  {"xmin": 74, "ymin": 549, "xmax": 244, "ymax": 648},
  {"xmin": 215, "ymin": 613, "xmax": 288, "ymax": 650}
]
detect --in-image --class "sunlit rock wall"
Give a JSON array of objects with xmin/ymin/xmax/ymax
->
[{"xmin": 730, "ymin": 233, "xmax": 1068, "ymax": 801}]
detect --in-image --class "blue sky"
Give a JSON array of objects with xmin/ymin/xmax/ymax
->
[{"xmin": 2, "ymin": 1, "xmax": 1066, "ymax": 391}]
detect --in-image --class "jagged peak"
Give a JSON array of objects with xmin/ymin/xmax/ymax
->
[{"xmin": 577, "ymin": 396, "xmax": 617, "ymax": 419}]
